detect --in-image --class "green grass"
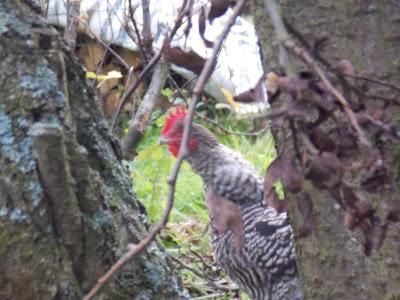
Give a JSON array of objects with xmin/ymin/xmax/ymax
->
[{"xmin": 127, "ymin": 114, "xmax": 276, "ymax": 298}]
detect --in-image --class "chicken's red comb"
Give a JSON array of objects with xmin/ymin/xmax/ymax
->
[{"xmin": 161, "ymin": 105, "xmax": 187, "ymax": 135}]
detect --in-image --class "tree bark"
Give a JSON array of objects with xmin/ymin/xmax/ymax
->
[
  {"xmin": 251, "ymin": 1, "xmax": 400, "ymax": 299},
  {"xmin": 0, "ymin": 1, "xmax": 187, "ymax": 299}
]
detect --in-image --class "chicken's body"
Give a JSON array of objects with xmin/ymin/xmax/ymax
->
[{"xmin": 160, "ymin": 109, "xmax": 302, "ymax": 299}]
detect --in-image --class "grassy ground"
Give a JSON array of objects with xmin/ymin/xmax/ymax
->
[{"xmin": 127, "ymin": 113, "xmax": 276, "ymax": 299}]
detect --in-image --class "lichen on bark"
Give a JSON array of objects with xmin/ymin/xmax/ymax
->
[
  {"xmin": 0, "ymin": 1, "xmax": 187, "ymax": 299},
  {"xmin": 251, "ymin": 0, "xmax": 400, "ymax": 299}
]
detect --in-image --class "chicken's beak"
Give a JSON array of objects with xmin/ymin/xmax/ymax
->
[{"xmin": 158, "ymin": 136, "xmax": 170, "ymax": 145}]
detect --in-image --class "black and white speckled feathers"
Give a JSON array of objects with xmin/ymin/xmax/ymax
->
[{"xmin": 181, "ymin": 124, "xmax": 302, "ymax": 300}]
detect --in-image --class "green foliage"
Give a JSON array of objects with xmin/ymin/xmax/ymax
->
[
  {"xmin": 128, "ymin": 111, "xmax": 276, "ymax": 298},
  {"xmin": 128, "ymin": 115, "xmax": 208, "ymax": 224},
  {"xmin": 273, "ymin": 179, "xmax": 285, "ymax": 200}
]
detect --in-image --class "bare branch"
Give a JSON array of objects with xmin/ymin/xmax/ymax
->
[
  {"xmin": 141, "ymin": 0, "xmax": 153, "ymax": 54},
  {"xmin": 263, "ymin": 0, "xmax": 295, "ymax": 75},
  {"xmin": 264, "ymin": 0, "xmax": 370, "ymax": 148},
  {"xmin": 346, "ymin": 74, "xmax": 400, "ymax": 92},
  {"xmin": 83, "ymin": 1, "xmax": 246, "ymax": 299},
  {"xmin": 169, "ymin": 254, "xmax": 237, "ymax": 293},
  {"xmin": 64, "ymin": 0, "xmax": 80, "ymax": 50},
  {"xmin": 196, "ymin": 112, "xmax": 269, "ymax": 137},
  {"xmin": 122, "ymin": 59, "xmax": 170, "ymax": 159},
  {"xmin": 109, "ymin": 0, "xmax": 190, "ymax": 132},
  {"xmin": 79, "ymin": 19, "xmax": 130, "ymax": 70}
]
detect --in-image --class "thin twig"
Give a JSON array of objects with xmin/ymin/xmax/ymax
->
[
  {"xmin": 141, "ymin": 0, "xmax": 153, "ymax": 54},
  {"xmin": 263, "ymin": 0, "xmax": 295, "ymax": 76},
  {"xmin": 64, "ymin": 0, "xmax": 80, "ymax": 50},
  {"xmin": 109, "ymin": 0, "xmax": 190, "ymax": 132},
  {"xmin": 363, "ymin": 114, "xmax": 400, "ymax": 140},
  {"xmin": 121, "ymin": 59, "xmax": 170, "ymax": 159},
  {"xmin": 169, "ymin": 255, "xmax": 235, "ymax": 293},
  {"xmin": 127, "ymin": 0, "xmax": 148, "ymax": 62},
  {"xmin": 196, "ymin": 112, "xmax": 269, "ymax": 137},
  {"xmin": 79, "ymin": 20, "xmax": 130, "ymax": 70},
  {"xmin": 346, "ymin": 74, "xmax": 400, "ymax": 92},
  {"xmin": 83, "ymin": 1, "xmax": 246, "ymax": 299}
]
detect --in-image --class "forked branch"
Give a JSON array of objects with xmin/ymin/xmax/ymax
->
[{"xmin": 83, "ymin": 1, "xmax": 246, "ymax": 299}]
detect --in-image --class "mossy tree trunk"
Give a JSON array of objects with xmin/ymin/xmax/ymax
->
[
  {"xmin": 251, "ymin": 1, "xmax": 400, "ymax": 299},
  {"xmin": 0, "ymin": 1, "xmax": 187, "ymax": 299}
]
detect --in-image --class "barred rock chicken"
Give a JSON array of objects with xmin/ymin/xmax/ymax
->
[{"xmin": 159, "ymin": 107, "xmax": 302, "ymax": 300}]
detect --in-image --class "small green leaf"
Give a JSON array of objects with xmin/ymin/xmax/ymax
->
[
  {"xmin": 273, "ymin": 179, "xmax": 285, "ymax": 200},
  {"xmin": 161, "ymin": 87, "xmax": 173, "ymax": 99}
]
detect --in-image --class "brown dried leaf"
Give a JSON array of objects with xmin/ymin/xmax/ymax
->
[
  {"xmin": 276, "ymin": 76, "xmax": 309, "ymax": 97},
  {"xmin": 208, "ymin": 0, "xmax": 230, "ymax": 23},
  {"xmin": 206, "ymin": 186, "xmax": 244, "ymax": 252},
  {"xmin": 370, "ymin": 108, "xmax": 385, "ymax": 121},
  {"xmin": 308, "ymin": 92, "xmax": 335, "ymax": 112},
  {"xmin": 265, "ymin": 190, "xmax": 290, "ymax": 213},
  {"xmin": 163, "ymin": 45, "xmax": 205, "ymax": 75},
  {"xmin": 233, "ymin": 77, "xmax": 266, "ymax": 103},
  {"xmin": 267, "ymin": 100, "xmax": 310, "ymax": 125},
  {"xmin": 332, "ymin": 59, "xmax": 356, "ymax": 76},
  {"xmin": 264, "ymin": 152, "xmax": 303, "ymax": 196},
  {"xmin": 309, "ymin": 127, "xmax": 336, "ymax": 152},
  {"xmin": 364, "ymin": 221, "xmax": 387, "ymax": 256},
  {"xmin": 361, "ymin": 167, "xmax": 389, "ymax": 193},
  {"xmin": 297, "ymin": 193, "xmax": 316, "ymax": 237},
  {"xmin": 383, "ymin": 200, "xmax": 400, "ymax": 222},
  {"xmin": 339, "ymin": 184, "xmax": 374, "ymax": 220},
  {"xmin": 344, "ymin": 210, "xmax": 359, "ymax": 230},
  {"xmin": 305, "ymin": 151, "xmax": 343, "ymax": 189},
  {"xmin": 337, "ymin": 126, "xmax": 358, "ymax": 158}
]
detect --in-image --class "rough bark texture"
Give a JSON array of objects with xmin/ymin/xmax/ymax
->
[
  {"xmin": 251, "ymin": 1, "xmax": 400, "ymax": 299},
  {"xmin": 0, "ymin": 1, "xmax": 187, "ymax": 299}
]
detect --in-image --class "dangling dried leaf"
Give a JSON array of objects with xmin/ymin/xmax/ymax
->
[
  {"xmin": 264, "ymin": 190, "xmax": 290, "ymax": 213},
  {"xmin": 233, "ymin": 77, "xmax": 265, "ymax": 103},
  {"xmin": 361, "ymin": 167, "xmax": 389, "ymax": 193},
  {"xmin": 276, "ymin": 76, "xmax": 309, "ymax": 97},
  {"xmin": 267, "ymin": 100, "xmax": 310, "ymax": 125},
  {"xmin": 305, "ymin": 151, "xmax": 343, "ymax": 189},
  {"xmin": 337, "ymin": 126, "xmax": 358, "ymax": 158},
  {"xmin": 163, "ymin": 45, "xmax": 205, "ymax": 75},
  {"xmin": 206, "ymin": 186, "xmax": 244, "ymax": 252},
  {"xmin": 383, "ymin": 200, "xmax": 400, "ymax": 222},
  {"xmin": 208, "ymin": 0, "xmax": 230, "ymax": 23},
  {"xmin": 199, "ymin": 7, "xmax": 214, "ymax": 48},
  {"xmin": 332, "ymin": 59, "xmax": 356, "ymax": 76},
  {"xmin": 309, "ymin": 127, "xmax": 336, "ymax": 152},
  {"xmin": 339, "ymin": 184, "xmax": 374, "ymax": 221},
  {"xmin": 364, "ymin": 221, "xmax": 387, "ymax": 256},
  {"xmin": 297, "ymin": 193, "xmax": 316, "ymax": 237},
  {"xmin": 264, "ymin": 152, "xmax": 303, "ymax": 197},
  {"xmin": 344, "ymin": 210, "xmax": 359, "ymax": 230},
  {"xmin": 370, "ymin": 108, "xmax": 385, "ymax": 121},
  {"xmin": 308, "ymin": 91, "xmax": 335, "ymax": 112}
]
